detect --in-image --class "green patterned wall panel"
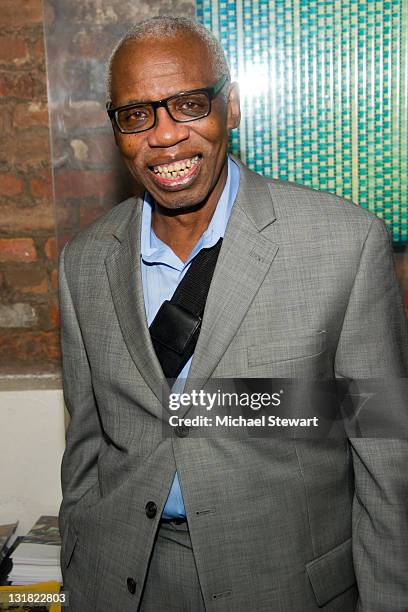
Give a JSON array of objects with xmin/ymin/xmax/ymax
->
[{"xmin": 196, "ymin": 0, "xmax": 408, "ymax": 242}]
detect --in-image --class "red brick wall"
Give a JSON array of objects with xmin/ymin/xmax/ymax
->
[{"xmin": 0, "ymin": 0, "xmax": 59, "ymax": 372}]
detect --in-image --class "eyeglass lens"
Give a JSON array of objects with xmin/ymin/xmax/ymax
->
[{"xmin": 116, "ymin": 92, "xmax": 211, "ymax": 133}]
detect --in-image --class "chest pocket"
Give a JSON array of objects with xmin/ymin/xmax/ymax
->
[
  {"xmin": 247, "ymin": 329, "xmax": 326, "ymax": 367},
  {"xmin": 214, "ymin": 330, "xmax": 328, "ymax": 378},
  {"xmin": 246, "ymin": 329, "xmax": 328, "ymax": 378}
]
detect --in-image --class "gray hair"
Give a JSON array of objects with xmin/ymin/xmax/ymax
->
[{"xmin": 106, "ymin": 16, "xmax": 230, "ymax": 101}]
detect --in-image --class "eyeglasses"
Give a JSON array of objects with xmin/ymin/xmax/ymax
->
[{"xmin": 106, "ymin": 74, "xmax": 228, "ymax": 134}]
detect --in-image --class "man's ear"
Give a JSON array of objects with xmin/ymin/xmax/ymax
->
[{"xmin": 227, "ymin": 81, "xmax": 241, "ymax": 130}]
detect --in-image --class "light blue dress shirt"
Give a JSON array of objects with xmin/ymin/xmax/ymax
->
[{"xmin": 140, "ymin": 156, "xmax": 240, "ymax": 518}]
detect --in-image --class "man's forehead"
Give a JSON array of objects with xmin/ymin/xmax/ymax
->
[
  {"xmin": 115, "ymin": 32, "xmax": 208, "ymax": 64},
  {"xmin": 117, "ymin": 58, "xmax": 184, "ymax": 81},
  {"xmin": 111, "ymin": 37, "xmax": 215, "ymax": 101}
]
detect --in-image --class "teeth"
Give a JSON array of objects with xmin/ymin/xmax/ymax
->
[{"xmin": 152, "ymin": 155, "xmax": 200, "ymax": 178}]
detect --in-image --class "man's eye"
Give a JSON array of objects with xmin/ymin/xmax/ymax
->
[
  {"xmin": 124, "ymin": 109, "xmax": 148, "ymax": 122},
  {"xmin": 180, "ymin": 100, "xmax": 200, "ymax": 110},
  {"xmin": 118, "ymin": 106, "xmax": 152, "ymax": 128},
  {"xmin": 175, "ymin": 95, "xmax": 208, "ymax": 117}
]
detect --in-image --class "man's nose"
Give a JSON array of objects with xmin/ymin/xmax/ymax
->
[{"xmin": 147, "ymin": 106, "xmax": 189, "ymax": 147}]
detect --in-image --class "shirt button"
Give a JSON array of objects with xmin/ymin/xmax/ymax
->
[
  {"xmin": 175, "ymin": 425, "xmax": 190, "ymax": 438},
  {"xmin": 127, "ymin": 577, "xmax": 137, "ymax": 594},
  {"xmin": 145, "ymin": 501, "xmax": 157, "ymax": 518}
]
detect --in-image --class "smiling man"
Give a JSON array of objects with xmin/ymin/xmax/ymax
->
[
  {"xmin": 106, "ymin": 24, "xmax": 240, "ymax": 262},
  {"xmin": 59, "ymin": 16, "xmax": 408, "ymax": 612}
]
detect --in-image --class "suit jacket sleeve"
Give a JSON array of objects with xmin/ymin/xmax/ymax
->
[
  {"xmin": 58, "ymin": 243, "xmax": 104, "ymax": 537},
  {"xmin": 334, "ymin": 216, "xmax": 408, "ymax": 611}
]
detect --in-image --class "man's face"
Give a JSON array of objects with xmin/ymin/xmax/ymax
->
[{"xmin": 109, "ymin": 33, "xmax": 240, "ymax": 211}]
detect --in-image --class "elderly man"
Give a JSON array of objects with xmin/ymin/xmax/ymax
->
[{"xmin": 59, "ymin": 16, "xmax": 407, "ymax": 612}]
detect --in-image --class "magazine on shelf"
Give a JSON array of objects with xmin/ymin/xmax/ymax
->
[{"xmin": 8, "ymin": 516, "xmax": 62, "ymax": 585}]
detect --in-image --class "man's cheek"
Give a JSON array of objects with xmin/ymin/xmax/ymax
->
[
  {"xmin": 123, "ymin": 155, "xmax": 143, "ymax": 177},
  {"xmin": 118, "ymin": 138, "xmax": 141, "ymax": 159}
]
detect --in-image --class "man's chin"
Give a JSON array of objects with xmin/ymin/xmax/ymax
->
[
  {"xmin": 152, "ymin": 196, "xmax": 207, "ymax": 215},
  {"xmin": 147, "ymin": 182, "xmax": 210, "ymax": 213}
]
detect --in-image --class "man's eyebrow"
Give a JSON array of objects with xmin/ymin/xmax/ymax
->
[
  {"xmin": 114, "ymin": 86, "xmax": 207, "ymax": 108},
  {"xmin": 116, "ymin": 98, "xmax": 150, "ymax": 107}
]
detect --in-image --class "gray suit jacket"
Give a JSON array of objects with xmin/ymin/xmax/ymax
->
[{"xmin": 59, "ymin": 160, "xmax": 408, "ymax": 611}]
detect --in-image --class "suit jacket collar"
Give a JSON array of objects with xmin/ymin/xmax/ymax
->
[
  {"xmin": 230, "ymin": 154, "xmax": 276, "ymax": 231},
  {"xmin": 105, "ymin": 161, "xmax": 279, "ymax": 418}
]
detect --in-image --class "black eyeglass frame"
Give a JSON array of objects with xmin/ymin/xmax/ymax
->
[{"xmin": 106, "ymin": 74, "xmax": 229, "ymax": 134}]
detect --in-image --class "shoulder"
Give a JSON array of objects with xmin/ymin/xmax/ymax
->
[
  {"xmin": 267, "ymin": 175, "xmax": 373, "ymax": 222},
  {"xmin": 61, "ymin": 196, "xmax": 139, "ymax": 272},
  {"xmin": 236, "ymin": 161, "xmax": 386, "ymax": 243}
]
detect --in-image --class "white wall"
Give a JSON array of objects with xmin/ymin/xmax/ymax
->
[{"xmin": 0, "ymin": 385, "xmax": 66, "ymax": 537}]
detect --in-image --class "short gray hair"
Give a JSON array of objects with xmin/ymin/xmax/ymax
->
[{"xmin": 106, "ymin": 16, "xmax": 230, "ymax": 101}]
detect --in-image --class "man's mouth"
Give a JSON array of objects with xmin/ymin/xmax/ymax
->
[{"xmin": 148, "ymin": 155, "xmax": 202, "ymax": 188}]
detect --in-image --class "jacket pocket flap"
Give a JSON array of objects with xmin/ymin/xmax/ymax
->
[
  {"xmin": 306, "ymin": 537, "xmax": 356, "ymax": 607},
  {"xmin": 62, "ymin": 524, "xmax": 78, "ymax": 569}
]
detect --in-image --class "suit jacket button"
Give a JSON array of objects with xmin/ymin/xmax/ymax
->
[
  {"xmin": 175, "ymin": 425, "xmax": 189, "ymax": 438},
  {"xmin": 145, "ymin": 501, "xmax": 157, "ymax": 518},
  {"xmin": 127, "ymin": 577, "xmax": 137, "ymax": 594}
]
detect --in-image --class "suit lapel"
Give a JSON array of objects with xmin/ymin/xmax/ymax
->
[
  {"xmin": 182, "ymin": 165, "xmax": 279, "ymax": 405},
  {"xmin": 105, "ymin": 202, "xmax": 168, "ymax": 417}
]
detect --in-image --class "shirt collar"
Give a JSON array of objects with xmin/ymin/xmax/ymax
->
[{"xmin": 140, "ymin": 156, "xmax": 240, "ymax": 270}]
